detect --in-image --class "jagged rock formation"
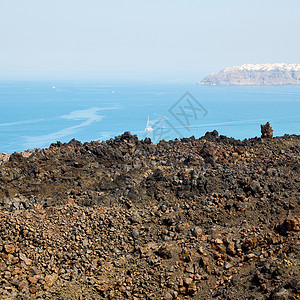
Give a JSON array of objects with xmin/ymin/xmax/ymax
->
[
  {"xmin": 0, "ymin": 149, "xmax": 40, "ymax": 166},
  {"xmin": 0, "ymin": 132, "xmax": 299, "ymax": 299},
  {"xmin": 261, "ymin": 122, "xmax": 273, "ymax": 138},
  {"xmin": 0, "ymin": 153, "xmax": 10, "ymax": 165},
  {"xmin": 199, "ymin": 63, "xmax": 300, "ymax": 85}
]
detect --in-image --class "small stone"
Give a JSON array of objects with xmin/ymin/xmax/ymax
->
[
  {"xmin": 224, "ymin": 262, "xmax": 233, "ymax": 270},
  {"xmin": 19, "ymin": 252, "xmax": 32, "ymax": 266},
  {"xmin": 185, "ymin": 263, "xmax": 195, "ymax": 274},
  {"xmin": 95, "ymin": 284, "xmax": 108, "ymax": 293},
  {"xmin": 131, "ymin": 229, "xmax": 139, "ymax": 239},
  {"xmin": 250, "ymin": 181, "xmax": 260, "ymax": 193},
  {"xmin": 18, "ymin": 279, "xmax": 29, "ymax": 291},
  {"xmin": 188, "ymin": 282, "xmax": 197, "ymax": 295},
  {"xmin": 192, "ymin": 227, "xmax": 203, "ymax": 238},
  {"xmin": 29, "ymin": 267, "xmax": 40, "ymax": 275},
  {"xmin": 44, "ymin": 274, "xmax": 58, "ymax": 288},
  {"xmin": 284, "ymin": 216, "xmax": 300, "ymax": 231},
  {"xmin": 144, "ymin": 137, "xmax": 152, "ymax": 144},
  {"xmin": 272, "ymin": 288, "xmax": 290, "ymax": 300},
  {"xmin": 243, "ymin": 236, "xmax": 258, "ymax": 250},
  {"xmin": 183, "ymin": 277, "xmax": 193, "ymax": 286},
  {"xmin": 4, "ymin": 271, "xmax": 11, "ymax": 279},
  {"xmin": 4, "ymin": 244, "xmax": 15, "ymax": 254},
  {"xmin": 227, "ymin": 242, "xmax": 236, "ymax": 256},
  {"xmin": 28, "ymin": 276, "xmax": 39, "ymax": 284},
  {"xmin": 246, "ymin": 253, "xmax": 256, "ymax": 260},
  {"xmin": 155, "ymin": 244, "xmax": 172, "ymax": 259},
  {"xmin": 199, "ymin": 256, "xmax": 211, "ymax": 274},
  {"xmin": 260, "ymin": 283, "xmax": 267, "ymax": 291},
  {"xmin": 164, "ymin": 292, "xmax": 173, "ymax": 300},
  {"xmin": 29, "ymin": 284, "xmax": 38, "ymax": 294}
]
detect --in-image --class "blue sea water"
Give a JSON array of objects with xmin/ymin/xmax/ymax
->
[{"xmin": 0, "ymin": 80, "xmax": 299, "ymax": 154}]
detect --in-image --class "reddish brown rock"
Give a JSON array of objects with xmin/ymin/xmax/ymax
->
[
  {"xmin": 155, "ymin": 243, "xmax": 172, "ymax": 259},
  {"xmin": 18, "ymin": 279, "xmax": 29, "ymax": 291},
  {"xmin": 283, "ymin": 216, "xmax": 300, "ymax": 231},
  {"xmin": 261, "ymin": 122, "xmax": 273, "ymax": 138},
  {"xmin": 243, "ymin": 236, "xmax": 258, "ymax": 250},
  {"xmin": 4, "ymin": 244, "xmax": 16, "ymax": 254}
]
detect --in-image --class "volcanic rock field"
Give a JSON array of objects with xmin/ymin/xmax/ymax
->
[{"xmin": 0, "ymin": 131, "xmax": 299, "ymax": 299}]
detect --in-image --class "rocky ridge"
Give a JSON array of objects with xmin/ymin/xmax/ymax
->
[{"xmin": 0, "ymin": 131, "xmax": 299, "ymax": 299}]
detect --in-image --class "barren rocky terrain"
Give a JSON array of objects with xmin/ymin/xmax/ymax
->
[{"xmin": 0, "ymin": 130, "xmax": 299, "ymax": 299}]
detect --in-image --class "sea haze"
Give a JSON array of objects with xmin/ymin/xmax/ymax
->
[{"xmin": 0, "ymin": 81, "xmax": 299, "ymax": 154}]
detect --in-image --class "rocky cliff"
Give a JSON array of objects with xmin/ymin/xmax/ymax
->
[{"xmin": 199, "ymin": 63, "xmax": 300, "ymax": 85}]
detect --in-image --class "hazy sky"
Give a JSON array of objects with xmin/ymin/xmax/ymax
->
[{"xmin": 0, "ymin": 0, "xmax": 299, "ymax": 79}]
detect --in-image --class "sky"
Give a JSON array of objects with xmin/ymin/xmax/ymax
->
[{"xmin": 0, "ymin": 0, "xmax": 299, "ymax": 79}]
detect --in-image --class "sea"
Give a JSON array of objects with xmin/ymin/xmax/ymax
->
[{"xmin": 0, "ymin": 80, "xmax": 300, "ymax": 154}]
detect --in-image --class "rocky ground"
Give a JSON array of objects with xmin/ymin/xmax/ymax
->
[{"xmin": 0, "ymin": 131, "xmax": 299, "ymax": 299}]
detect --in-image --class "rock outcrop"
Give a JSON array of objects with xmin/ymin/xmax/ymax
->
[
  {"xmin": 0, "ymin": 153, "xmax": 10, "ymax": 165},
  {"xmin": 199, "ymin": 63, "xmax": 300, "ymax": 85},
  {"xmin": 261, "ymin": 122, "xmax": 273, "ymax": 138}
]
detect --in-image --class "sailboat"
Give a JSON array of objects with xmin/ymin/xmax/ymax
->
[{"xmin": 145, "ymin": 116, "xmax": 154, "ymax": 132}]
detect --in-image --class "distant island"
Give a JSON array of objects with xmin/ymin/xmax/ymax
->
[{"xmin": 199, "ymin": 63, "xmax": 300, "ymax": 85}]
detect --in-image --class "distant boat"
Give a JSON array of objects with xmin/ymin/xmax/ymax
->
[
  {"xmin": 52, "ymin": 85, "xmax": 56, "ymax": 89},
  {"xmin": 145, "ymin": 116, "xmax": 154, "ymax": 132}
]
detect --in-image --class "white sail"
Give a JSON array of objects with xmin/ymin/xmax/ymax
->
[{"xmin": 145, "ymin": 115, "xmax": 154, "ymax": 132}]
